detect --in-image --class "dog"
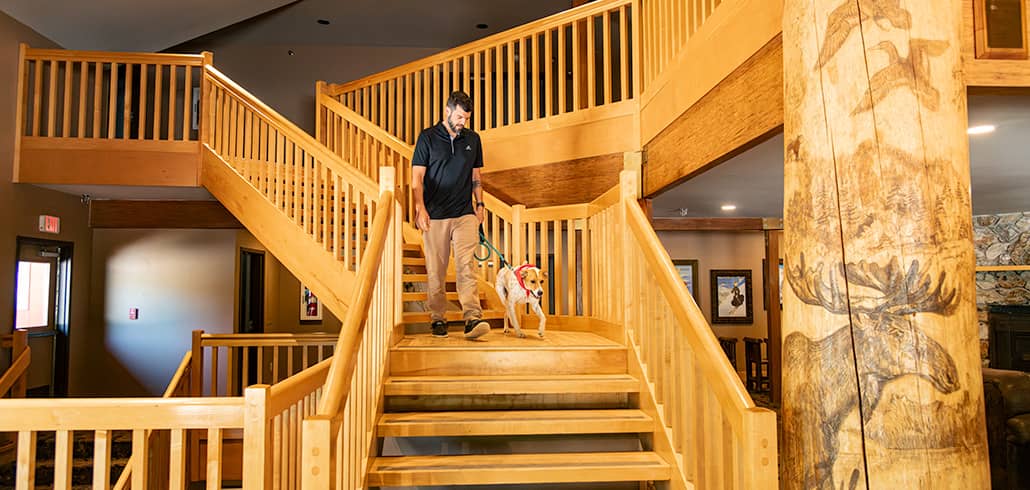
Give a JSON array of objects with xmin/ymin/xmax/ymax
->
[{"xmin": 494, "ymin": 264, "xmax": 547, "ymax": 338}]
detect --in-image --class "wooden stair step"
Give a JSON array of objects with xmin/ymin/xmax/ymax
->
[
  {"xmin": 390, "ymin": 342, "xmax": 627, "ymax": 376},
  {"xmin": 402, "ymin": 310, "xmax": 504, "ymax": 323},
  {"xmin": 403, "ymin": 243, "xmax": 422, "ymax": 252},
  {"xmin": 383, "ymin": 374, "xmax": 640, "ymax": 396},
  {"xmin": 377, "ymin": 409, "xmax": 653, "ymax": 437},
  {"xmin": 366, "ymin": 452, "xmax": 670, "ymax": 486},
  {"xmin": 402, "ymin": 291, "xmax": 485, "ymax": 301}
]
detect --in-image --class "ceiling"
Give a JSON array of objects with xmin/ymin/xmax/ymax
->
[
  {"xmin": 1, "ymin": 0, "xmax": 571, "ymax": 53},
  {"xmin": 652, "ymin": 94, "xmax": 1030, "ymax": 218}
]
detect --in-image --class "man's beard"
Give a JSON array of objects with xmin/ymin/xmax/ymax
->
[{"xmin": 446, "ymin": 118, "xmax": 463, "ymax": 133}]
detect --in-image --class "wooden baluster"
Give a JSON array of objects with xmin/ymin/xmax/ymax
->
[
  {"xmin": 91, "ymin": 61, "xmax": 102, "ymax": 138},
  {"xmin": 472, "ymin": 52, "xmax": 481, "ymax": 129},
  {"xmin": 169, "ymin": 429, "xmax": 187, "ymax": 489},
  {"xmin": 504, "ymin": 43, "xmax": 514, "ymax": 124},
  {"xmin": 274, "ymin": 414, "xmax": 284, "ymax": 489},
  {"xmin": 545, "ymin": 30, "xmax": 554, "ymax": 117},
  {"xmin": 573, "ymin": 20, "xmax": 583, "ymax": 111},
  {"xmin": 603, "ymin": 11, "xmax": 613, "ymax": 105},
  {"xmin": 620, "ymin": 7, "xmax": 629, "ymax": 101},
  {"xmin": 681, "ymin": 344, "xmax": 698, "ymax": 482},
  {"xmin": 61, "ymin": 60, "xmax": 72, "ymax": 137},
  {"xmin": 518, "ymin": 38, "xmax": 527, "ymax": 123},
  {"xmin": 139, "ymin": 64, "xmax": 148, "ymax": 138},
  {"xmin": 52, "ymin": 430, "xmax": 72, "ymax": 490},
  {"xmin": 46, "ymin": 59, "xmax": 58, "ymax": 137},
  {"xmin": 587, "ymin": 15, "xmax": 597, "ymax": 108},
  {"xmin": 287, "ymin": 345, "xmax": 296, "ymax": 377},
  {"xmin": 211, "ymin": 345, "xmax": 219, "ymax": 396},
  {"xmin": 558, "ymin": 26, "xmax": 568, "ymax": 114},
  {"xmin": 168, "ymin": 65, "xmax": 177, "ymax": 140},
  {"xmin": 257, "ymin": 346, "xmax": 264, "ymax": 384},
  {"xmin": 414, "ymin": 69, "xmax": 423, "ymax": 136},
  {"xmin": 483, "ymin": 50, "xmax": 492, "ymax": 130},
  {"xmin": 183, "ymin": 65, "xmax": 192, "ymax": 140},
  {"xmin": 106, "ymin": 61, "xmax": 118, "ymax": 138},
  {"xmin": 272, "ymin": 345, "xmax": 281, "ymax": 383},
  {"xmin": 77, "ymin": 61, "xmax": 88, "ymax": 137},
  {"xmin": 207, "ymin": 428, "xmax": 223, "ymax": 490},
  {"xmin": 527, "ymin": 36, "xmax": 536, "ymax": 120},
  {"xmin": 343, "ymin": 183, "xmax": 352, "ymax": 269},
  {"xmin": 154, "ymin": 65, "xmax": 163, "ymax": 140},
  {"xmin": 242, "ymin": 347, "xmax": 250, "ymax": 390},
  {"xmin": 292, "ymin": 144, "xmax": 301, "ymax": 223},
  {"xmin": 93, "ymin": 430, "xmax": 111, "ymax": 490},
  {"xmin": 122, "ymin": 63, "xmax": 133, "ymax": 138},
  {"xmin": 30, "ymin": 58, "xmax": 42, "ymax": 137},
  {"xmin": 132, "ymin": 429, "xmax": 150, "ymax": 488},
  {"xmin": 242, "ymin": 111, "xmax": 252, "ymax": 182}
]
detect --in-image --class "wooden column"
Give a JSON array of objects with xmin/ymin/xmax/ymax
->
[
  {"xmin": 782, "ymin": 0, "xmax": 989, "ymax": 488},
  {"xmin": 764, "ymin": 229, "xmax": 782, "ymax": 405}
]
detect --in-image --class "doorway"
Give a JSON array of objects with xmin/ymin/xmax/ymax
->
[
  {"xmin": 13, "ymin": 237, "xmax": 73, "ymax": 397},
  {"xmin": 237, "ymin": 249, "xmax": 265, "ymax": 392}
]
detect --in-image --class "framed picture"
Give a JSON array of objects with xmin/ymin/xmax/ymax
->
[
  {"xmin": 300, "ymin": 284, "xmax": 322, "ymax": 321},
  {"xmin": 710, "ymin": 269, "xmax": 753, "ymax": 324},
  {"xmin": 762, "ymin": 258, "xmax": 784, "ymax": 310},
  {"xmin": 672, "ymin": 259, "xmax": 700, "ymax": 303}
]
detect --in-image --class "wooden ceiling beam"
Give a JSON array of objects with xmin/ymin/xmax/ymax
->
[
  {"xmin": 89, "ymin": 200, "xmax": 242, "ymax": 229},
  {"xmin": 652, "ymin": 217, "xmax": 782, "ymax": 231}
]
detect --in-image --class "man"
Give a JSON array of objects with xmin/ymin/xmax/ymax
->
[{"xmin": 411, "ymin": 91, "xmax": 489, "ymax": 339}]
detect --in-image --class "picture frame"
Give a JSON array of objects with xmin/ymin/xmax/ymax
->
[
  {"xmin": 710, "ymin": 269, "xmax": 753, "ymax": 324},
  {"xmin": 762, "ymin": 258, "xmax": 784, "ymax": 310},
  {"xmin": 300, "ymin": 284, "xmax": 322, "ymax": 321},
  {"xmin": 672, "ymin": 259, "xmax": 700, "ymax": 303}
]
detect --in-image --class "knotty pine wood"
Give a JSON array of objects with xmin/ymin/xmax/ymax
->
[
  {"xmin": 782, "ymin": 0, "xmax": 990, "ymax": 487},
  {"xmin": 482, "ymin": 152, "xmax": 622, "ymax": 208},
  {"xmin": 643, "ymin": 35, "xmax": 783, "ymax": 197}
]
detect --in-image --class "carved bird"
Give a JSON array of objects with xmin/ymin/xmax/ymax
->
[
  {"xmin": 816, "ymin": 0, "xmax": 912, "ymax": 69},
  {"xmin": 852, "ymin": 39, "xmax": 949, "ymax": 115}
]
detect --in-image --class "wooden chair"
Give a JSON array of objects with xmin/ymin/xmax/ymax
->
[
  {"xmin": 718, "ymin": 337, "xmax": 738, "ymax": 370},
  {"xmin": 743, "ymin": 337, "xmax": 770, "ymax": 393}
]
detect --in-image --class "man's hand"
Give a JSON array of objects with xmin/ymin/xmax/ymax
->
[
  {"xmin": 416, "ymin": 206, "xmax": 431, "ymax": 231},
  {"xmin": 475, "ymin": 205, "xmax": 485, "ymax": 224}
]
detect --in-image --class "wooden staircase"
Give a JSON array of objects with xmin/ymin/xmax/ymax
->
[{"xmin": 369, "ymin": 325, "xmax": 671, "ymax": 487}]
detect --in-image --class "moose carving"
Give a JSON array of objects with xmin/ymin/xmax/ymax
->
[{"xmin": 782, "ymin": 253, "xmax": 961, "ymax": 489}]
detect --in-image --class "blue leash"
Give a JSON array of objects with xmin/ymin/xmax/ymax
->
[{"xmin": 475, "ymin": 224, "xmax": 512, "ymax": 270}]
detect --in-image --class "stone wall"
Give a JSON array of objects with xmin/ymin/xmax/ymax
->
[{"xmin": 974, "ymin": 212, "xmax": 1030, "ymax": 365}]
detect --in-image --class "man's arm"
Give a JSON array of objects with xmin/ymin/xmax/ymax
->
[
  {"xmin": 412, "ymin": 165, "xmax": 430, "ymax": 231},
  {"xmin": 472, "ymin": 168, "xmax": 484, "ymax": 223}
]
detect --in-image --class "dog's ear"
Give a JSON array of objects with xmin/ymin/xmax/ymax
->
[
  {"xmin": 540, "ymin": 270, "xmax": 549, "ymax": 278},
  {"xmin": 519, "ymin": 269, "xmax": 530, "ymax": 280}
]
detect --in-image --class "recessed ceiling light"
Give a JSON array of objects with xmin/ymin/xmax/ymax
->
[
  {"xmin": 287, "ymin": 50, "xmax": 295, "ymax": 56},
  {"xmin": 721, "ymin": 204, "xmax": 737, "ymax": 211},
  {"xmin": 317, "ymin": 19, "xmax": 330, "ymax": 25},
  {"xmin": 967, "ymin": 124, "xmax": 996, "ymax": 135},
  {"xmin": 476, "ymin": 23, "xmax": 489, "ymax": 29}
]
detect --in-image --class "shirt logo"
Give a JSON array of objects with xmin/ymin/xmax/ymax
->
[{"xmin": 465, "ymin": 145, "xmax": 472, "ymax": 151}]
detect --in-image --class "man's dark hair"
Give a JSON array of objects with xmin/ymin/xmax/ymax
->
[{"xmin": 446, "ymin": 91, "xmax": 473, "ymax": 112}]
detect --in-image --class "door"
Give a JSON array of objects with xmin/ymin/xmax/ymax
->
[
  {"xmin": 13, "ymin": 238, "xmax": 72, "ymax": 397},
  {"xmin": 237, "ymin": 249, "xmax": 265, "ymax": 392}
]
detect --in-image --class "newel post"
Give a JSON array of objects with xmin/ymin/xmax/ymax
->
[
  {"xmin": 199, "ymin": 52, "xmax": 213, "ymax": 148},
  {"xmin": 315, "ymin": 81, "xmax": 326, "ymax": 146},
  {"xmin": 242, "ymin": 385, "xmax": 271, "ymax": 490},
  {"xmin": 301, "ymin": 415, "xmax": 333, "ymax": 489}
]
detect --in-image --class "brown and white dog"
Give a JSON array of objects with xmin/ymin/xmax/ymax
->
[{"xmin": 494, "ymin": 264, "xmax": 547, "ymax": 338}]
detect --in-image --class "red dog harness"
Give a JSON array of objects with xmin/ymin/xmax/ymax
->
[{"xmin": 513, "ymin": 264, "xmax": 538, "ymax": 296}]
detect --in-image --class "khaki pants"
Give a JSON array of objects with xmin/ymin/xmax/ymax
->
[{"xmin": 423, "ymin": 214, "xmax": 481, "ymax": 322}]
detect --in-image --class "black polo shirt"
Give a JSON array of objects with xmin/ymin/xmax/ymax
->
[{"xmin": 412, "ymin": 122, "xmax": 484, "ymax": 219}]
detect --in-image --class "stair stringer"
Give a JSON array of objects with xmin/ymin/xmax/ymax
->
[
  {"xmin": 201, "ymin": 145, "xmax": 356, "ymax": 316},
  {"xmin": 627, "ymin": 330, "xmax": 693, "ymax": 490}
]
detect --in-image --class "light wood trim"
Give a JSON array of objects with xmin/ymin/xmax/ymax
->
[
  {"xmin": 319, "ymin": 93, "xmax": 411, "ymax": 157},
  {"xmin": 0, "ymin": 398, "xmax": 245, "ymax": 431},
  {"xmin": 317, "ymin": 187, "xmax": 395, "ymax": 415},
  {"xmin": 328, "ymin": 0, "xmax": 633, "ymax": 94},
  {"xmin": 624, "ymin": 199, "xmax": 754, "ymax": 414},
  {"xmin": 15, "ymin": 432, "xmax": 36, "ymax": 490},
  {"xmin": 25, "ymin": 47, "xmax": 205, "ymax": 65},
  {"xmin": 206, "ymin": 428, "xmax": 223, "ymax": 490},
  {"xmin": 0, "ymin": 349, "xmax": 31, "ymax": 397},
  {"xmin": 204, "ymin": 65, "xmax": 378, "ymax": 197},
  {"xmin": 976, "ymin": 264, "xmax": 1030, "ymax": 271},
  {"xmin": 522, "ymin": 203, "xmax": 590, "ymax": 222},
  {"xmin": 93, "ymin": 430, "xmax": 111, "ymax": 490},
  {"xmin": 53, "ymin": 430, "xmax": 73, "ymax": 490},
  {"xmin": 201, "ymin": 333, "xmax": 339, "ymax": 347},
  {"xmin": 163, "ymin": 351, "xmax": 193, "ymax": 398},
  {"xmin": 652, "ymin": 217, "xmax": 768, "ymax": 231}
]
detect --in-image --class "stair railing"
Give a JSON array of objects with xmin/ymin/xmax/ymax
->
[
  {"xmin": 323, "ymin": 0, "xmax": 640, "ymax": 145},
  {"xmin": 300, "ymin": 169, "xmax": 400, "ymax": 489},
  {"xmin": 0, "ymin": 330, "xmax": 29, "ymax": 399},
  {"xmin": 611, "ymin": 169, "xmax": 778, "ymax": 489}
]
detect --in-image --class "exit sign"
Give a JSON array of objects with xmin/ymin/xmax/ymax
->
[{"xmin": 39, "ymin": 215, "xmax": 60, "ymax": 234}]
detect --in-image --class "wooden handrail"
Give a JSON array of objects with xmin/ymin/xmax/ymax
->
[
  {"xmin": 162, "ymin": 351, "xmax": 193, "ymax": 398},
  {"xmin": 319, "ymin": 93, "xmax": 413, "ymax": 156},
  {"xmin": 0, "ymin": 349, "xmax": 31, "ymax": 397},
  {"xmin": 268, "ymin": 358, "xmax": 331, "ymax": 415},
  {"xmin": 624, "ymin": 198, "xmax": 754, "ymax": 416},
  {"xmin": 203, "ymin": 65, "xmax": 379, "ymax": 197},
  {"xmin": 327, "ymin": 0, "xmax": 633, "ymax": 94},
  {"xmin": 0, "ymin": 398, "xmax": 244, "ymax": 431},
  {"xmin": 24, "ymin": 47, "xmax": 205, "ymax": 65},
  {"xmin": 317, "ymin": 187, "xmax": 395, "ymax": 416},
  {"xmin": 200, "ymin": 332, "xmax": 339, "ymax": 347}
]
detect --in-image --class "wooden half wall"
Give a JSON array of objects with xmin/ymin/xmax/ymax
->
[{"xmin": 15, "ymin": 138, "xmax": 201, "ymax": 187}]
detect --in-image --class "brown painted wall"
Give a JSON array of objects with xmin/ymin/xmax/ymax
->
[
  {"xmin": 0, "ymin": 13, "xmax": 96, "ymax": 395},
  {"xmin": 657, "ymin": 230, "xmax": 773, "ymax": 373},
  {"xmin": 86, "ymin": 229, "xmax": 236, "ymax": 396}
]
